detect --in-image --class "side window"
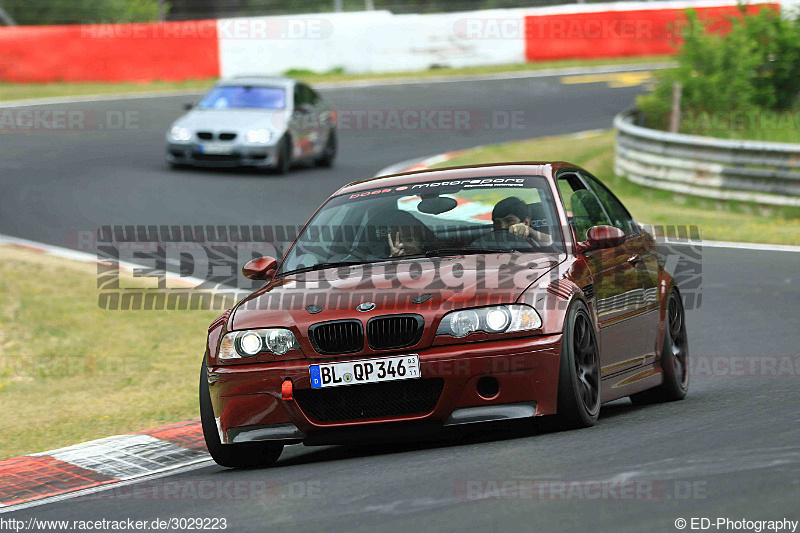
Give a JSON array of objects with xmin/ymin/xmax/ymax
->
[
  {"xmin": 295, "ymin": 84, "xmax": 317, "ymax": 108},
  {"xmin": 294, "ymin": 85, "xmax": 309, "ymax": 108},
  {"xmin": 556, "ymin": 172, "xmax": 610, "ymax": 241},
  {"xmin": 308, "ymin": 87, "xmax": 321, "ymax": 106},
  {"xmin": 582, "ymin": 174, "xmax": 637, "ymax": 236}
]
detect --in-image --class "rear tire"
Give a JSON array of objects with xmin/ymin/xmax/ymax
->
[
  {"xmin": 200, "ymin": 360, "xmax": 283, "ymax": 468},
  {"xmin": 630, "ymin": 289, "xmax": 689, "ymax": 404},
  {"xmin": 552, "ymin": 301, "xmax": 601, "ymax": 429},
  {"xmin": 315, "ymin": 130, "xmax": 337, "ymax": 168}
]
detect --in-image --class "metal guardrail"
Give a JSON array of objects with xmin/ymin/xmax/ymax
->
[{"xmin": 614, "ymin": 109, "xmax": 800, "ymax": 207}]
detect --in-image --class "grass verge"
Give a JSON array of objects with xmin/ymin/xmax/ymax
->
[
  {"xmin": 0, "ymin": 246, "xmax": 219, "ymax": 459},
  {"xmin": 433, "ymin": 130, "xmax": 800, "ymax": 245},
  {"xmin": 0, "ymin": 55, "xmax": 673, "ymax": 102}
]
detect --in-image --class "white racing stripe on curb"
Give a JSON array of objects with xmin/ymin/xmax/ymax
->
[
  {"xmin": 690, "ymin": 240, "xmax": 800, "ymax": 253},
  {"xmin": 33, "ymin": 435, "xmax": 206, "ymax": 481},
  {"xmin": 0, "ymin": 233, "xmax": 237, "ymax": 290}
]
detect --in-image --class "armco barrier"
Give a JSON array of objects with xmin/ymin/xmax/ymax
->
[{"xmin": 614, "ymin": 109, "xmax": 800, "ymax": 207}]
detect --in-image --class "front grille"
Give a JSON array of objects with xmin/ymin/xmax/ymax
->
[
  {"xmin": 197, "ymin": 131, "xmax": 213, "ymax": 140},
  {"xmin": 294, "ymin": 378, "xmax": 444, "ymax": 422},
  {"xmin": 309, "ymin": 320, "xmax": 363, "ymax": 355},
  {"xmin": 367, "ymin": 314, "xmax": 424, "ymax": 350},
  {"xmin": 218, "ymin": 132, "xmax": 237, "ymax": 141},
  {"xmin": 192, "ymin": 153, "xmax": 239, "ymax": 162}
]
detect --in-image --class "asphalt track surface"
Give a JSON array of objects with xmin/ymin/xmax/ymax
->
[{"xmin": 2, "ymin": 71, "xmax": 799, "ymax": 531}]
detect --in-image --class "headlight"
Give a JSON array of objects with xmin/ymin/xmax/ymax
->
[
  {"xmin": 436, "ymin": 305, "xmax": 541, "ymax": 338},
  {"xmin": 246, "ymin": 129, "xmax": 272, "ymax": 143},
  {"xmin": 218, "ymin": 328, "xmax": 299, "ymax": 360},
  {"xmin": 169, "ymin": 126, "xmax": 191, "ymax": 142}
]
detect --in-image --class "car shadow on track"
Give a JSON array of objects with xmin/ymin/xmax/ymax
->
[
  {"xmin": 204, "ymin": 398, "xmax": 674, "ymax": 472},
  {"xmin": 268, "ymin": 399, "xmax": 667, "ymax": 468},
  {"xmin": 165, "ymin": 159, "xmax": 331, "ymax": 179}
]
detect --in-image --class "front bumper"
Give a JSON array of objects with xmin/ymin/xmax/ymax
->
[
  {"xmin": 207, "ymin": 334, "xmax": 562, "ymax": 445},
  {"xmin": 166, "ymin": 142, "xmax": 278, "ymax": 168}
]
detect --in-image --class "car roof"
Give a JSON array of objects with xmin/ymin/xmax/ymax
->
[
  {"xmin": 335, "ymin": 161, "xmax": 586, "ymax": 195},
  {"xmin": 215, "ymin": 76, "xmax": 297, "ymax": 89}
]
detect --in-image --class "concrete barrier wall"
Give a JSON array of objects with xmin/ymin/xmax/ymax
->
[{"xmin": 0, "ymin": 1, "xmax": 776, "ymax": 83}]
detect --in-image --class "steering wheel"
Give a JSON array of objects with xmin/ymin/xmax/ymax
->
[{"xmin": 468, "ymin": 228, "xmax": 532, "ymax": 248}]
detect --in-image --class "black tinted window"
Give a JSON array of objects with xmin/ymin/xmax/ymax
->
[{"xmin": 583, "ymin": 174, "xmax": 636, "ymax": 235}]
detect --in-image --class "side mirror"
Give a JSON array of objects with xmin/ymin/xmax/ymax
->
[
  {"xmin": 576, "ymin": 225, "xmax": 626, "ymax": 253},
  {"xmin": 242, "ymin": 256, "xmax": 278, "ymax": 280},
  {"xmin": 183, "ymin": 102, "xmax": 195, "ymax": 110}
]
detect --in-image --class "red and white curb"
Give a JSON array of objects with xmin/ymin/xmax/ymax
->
[{"xmin": 0, "ymin": 421, "xmax": 210, "ymax": 512}]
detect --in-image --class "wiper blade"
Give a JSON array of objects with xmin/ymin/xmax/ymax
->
[
  {"xmin": 424, "ymin": 247, "xmax": 529, "ymax": 257},
  {"xmin": 278, "ymin": 261, "xmax": 368, "ymax": 277}
]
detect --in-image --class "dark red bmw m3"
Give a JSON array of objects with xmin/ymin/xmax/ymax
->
[{"xmin": 200, "ymin": 162, "xmax": 689, "ymax": 468}]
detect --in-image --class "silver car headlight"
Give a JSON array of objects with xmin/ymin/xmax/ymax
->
[
  {"xmin": 169, "ymin": 126, "xmax": 192, "ymax": 142},
  {"xmin": 436, "ymin": 305, "xmax": 542, "ymax": 338},
  {"xmin": 246, "ymin": 129, "xmax": 272, "ymax": 143},
  {"xmin": 218, "ymin": 328, "xmax": 300, "ymax": 360}
]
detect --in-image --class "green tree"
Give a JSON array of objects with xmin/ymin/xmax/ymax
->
[{"xmin": 638, "ymin": 6, "xmax": 800, "ymax": 131}]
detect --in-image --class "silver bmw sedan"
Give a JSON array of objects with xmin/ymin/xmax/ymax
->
[{"xmin": 166, "ymin": 76, "xmax": 337, "ymax": 174}]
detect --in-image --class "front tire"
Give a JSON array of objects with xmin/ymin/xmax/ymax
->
[
  {"xmin": 315, "ymin": 130, "xmax": 337, "ymax": 168},
  {"xmin": 630, "ymin": 289, "xmax": 689, "ymax": 404},
  {"xmin": 553, "ymin": 301, "xmax": 601, "ymax": 429},
  {"xmin": 273, "ymin": 136, "xmax": 291, "ymax": 175},
  {"xmin": 200, "ymin": 360, "xmax": 283, "ymax": 468}
]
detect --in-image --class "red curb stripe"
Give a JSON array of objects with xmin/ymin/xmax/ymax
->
[
  {"xmin": 0, "ymin": 456, "xmax": 117, "ymax": 506},
  {"xmin": 140, "ymin": 420, "xmax": 208, "ymax": 455}
]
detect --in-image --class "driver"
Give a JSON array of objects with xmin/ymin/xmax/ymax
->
[{"xmin": 492, "ymin": 197, "xmax": 552, "ymax": 245}]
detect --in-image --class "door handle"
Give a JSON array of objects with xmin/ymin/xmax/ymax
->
[{"xmin": 627, "ymin": 254, "xmax": 640, "ymax": 265}]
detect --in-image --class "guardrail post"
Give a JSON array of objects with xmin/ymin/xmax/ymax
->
[{"xmin": 669, "ymin": 82, "xmax": 682, "ymax": 133}]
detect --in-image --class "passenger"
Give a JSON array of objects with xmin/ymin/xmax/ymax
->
[{"xmin": 384, "ymin": 212, "xmax": 436, "ymax": 257}]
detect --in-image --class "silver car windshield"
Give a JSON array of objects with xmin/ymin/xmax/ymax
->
[
  {"xmin": 278, "ymin": 176, "xmax": 564, "ymax": 275},
  {"xmin": 198, "ymin": 86, "xmax": 286, "ymax": 110}
]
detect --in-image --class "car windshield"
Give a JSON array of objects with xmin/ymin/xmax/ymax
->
[
  {"xmin": 278, "ymin": 176, "xmax": 564, "ymax": 275},
  {"xmin": 197, "ymin": 85, "xmax": 286, "ymax": 110}
]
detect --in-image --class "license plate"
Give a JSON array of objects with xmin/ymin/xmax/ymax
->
[
  {"xmin": 198, "ymin": 143, "xmax": 233, "ymax": 155},
  {"xmin": 309, "ymin": 355, "xmax": 420, "ymax": 389}
]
